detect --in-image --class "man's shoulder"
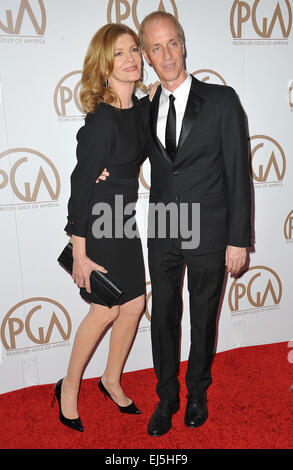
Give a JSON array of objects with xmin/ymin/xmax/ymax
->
[
  {"xmin": 191, "ymin": 78, "xmax": 240, "ymax": 107},
  {"xmin": 192, "ymin": 76, "xmax": 233, "ymax": 96}
]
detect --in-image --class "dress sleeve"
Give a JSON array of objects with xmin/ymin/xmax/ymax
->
[{"xmin": 64, "ymin": 106, "xmax": 112, "ymax": 237}]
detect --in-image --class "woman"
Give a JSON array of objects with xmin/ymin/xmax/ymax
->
[{"xmin": 51, "ymin": 24, "xmax": 148, "ymax": 432}]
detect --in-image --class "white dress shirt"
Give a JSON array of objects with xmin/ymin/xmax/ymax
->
[{"xmin": 157, "ymin": 72, "xmax": 192, "ymax": 148}]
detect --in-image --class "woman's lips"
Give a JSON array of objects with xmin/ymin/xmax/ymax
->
[{"xmin": 124, "ymin": 66, "xmax": 138, "ymax": 72}]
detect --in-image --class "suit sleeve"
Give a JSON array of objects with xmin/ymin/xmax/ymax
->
[
  {"xmin": 221, "ymin": 86, "xmax": 252, "ymax": 247},
  {"xmin": 64, "ymin": 108, "xmax": 112, "ymax": 237}
]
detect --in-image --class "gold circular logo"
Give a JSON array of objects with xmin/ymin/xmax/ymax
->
[
  {"xmin": 1, "ymin": 297, "xmax": 72, "ymax": 350},
  {"xmin": 192, "ymin": 69, "xmax": 227, "ymax": 86},
  {"xmin": 139, "ymin": 159, "xmax": 150, "ymax": 192},
  {"xmin": 54, "ymin": 70, "xmax": 83, "ymax": 117},
  {"xmin": 0, "ymin": 148, "xmax": 60, "ymax": 203},
  {"xmin": 107, "ymin": 0, "xmax": 178, "ymax": 30},
  {"xmin": 144, "ymin": 281, "xmax": 152, "ymax": 321},
  {"xmin": 0, "ymin": 0, "xmax": 46, "ymax": 36},
  {"xmin": 230, "ymin": 0, "xmax": 292, "ymax": 39},
  {"xmin": 250, "ymin": 135, "xmax": 286, "ymax": 183},
  {"xmin": 284, "ymin": 209, "xmax": 293, "ymax": 240},
  {"xmin": 228, "ymin": 266, "xmax": 282, "ymax": 312},
  {"xmin": 289, "ymin": 81, "xmax": 293, "ymax": 108}
]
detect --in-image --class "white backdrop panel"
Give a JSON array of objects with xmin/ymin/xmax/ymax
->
[{"xmin": 0, "ymin": 0, "xmax": 292, "ymax": 393}]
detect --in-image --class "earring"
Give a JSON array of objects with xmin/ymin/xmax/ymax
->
[{"xmin": 105, "ymin": 77, "xmax": 109, "ymax": 87}]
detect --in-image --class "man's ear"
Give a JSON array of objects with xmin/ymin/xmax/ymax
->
[{"xmin": 181, "ymin": 42, "xmax": 185, "ymax": 56}]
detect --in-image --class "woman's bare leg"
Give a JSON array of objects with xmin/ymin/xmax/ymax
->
[
  {"xmin": 101, "ymin": 294, "xmax": 145, "ymax": 406},
  {"xmin": 61, "ymin": 302, "xmax": 119, "ymax": 419}
]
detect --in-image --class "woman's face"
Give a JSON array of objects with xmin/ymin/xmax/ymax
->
[{"xmin": 109, "ymin": 33, "xmax": 142, "ymax": 87}]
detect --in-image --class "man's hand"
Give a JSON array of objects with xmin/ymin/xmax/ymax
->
[
  {"xmin": 225, "ymin": 245, "xmax": 247, "ymax": 277},
  {"xmin": 96, "ymin": 168, "xmax": 109, "ymax": 183},
  {"xmin": 148, "ymin": 81, "xmax": 160, "ymax": 102}
]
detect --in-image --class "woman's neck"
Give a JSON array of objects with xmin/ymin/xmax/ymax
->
[{"xmin": 109, "ymin": 80, "xmax": 135, "ymax": 109}]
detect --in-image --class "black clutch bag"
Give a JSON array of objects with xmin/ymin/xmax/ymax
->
[{"xmin": 57, "ymin": 242, "xmax": 124, "ymax": 307}]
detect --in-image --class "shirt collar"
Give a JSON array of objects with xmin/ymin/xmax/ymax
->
[{"xmin": 161, "ymin": 72, "xmax": 192, "ymax": 101}]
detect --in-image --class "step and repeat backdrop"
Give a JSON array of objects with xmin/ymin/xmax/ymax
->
[{"xmin": 0, "ymin": 0, "xmax": 292, "ymax": 394}]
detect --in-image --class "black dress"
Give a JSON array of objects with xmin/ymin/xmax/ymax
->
[{"xmin": 64, "ymin": 95, "xmax": 147, "ymax": 305}]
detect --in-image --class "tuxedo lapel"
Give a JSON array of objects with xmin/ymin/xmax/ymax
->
[
  {"xmin": 150, "ymin": 86, "xmax": 173, "ymax": 166},
  {"xmin": 150, "ymin": 77, "xmax": 205, "ymax": 165},
  {"xmin": 177, "ymin": 79, "xmax": 205, "ymax": 153}
]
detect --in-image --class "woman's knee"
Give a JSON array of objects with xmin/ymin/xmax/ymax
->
[
  {"xmin": 89, "ymin": 303, "xmax": 120, "ymax": 324},
  {"xmin": 120, "ymin": 295, "xmax": 145, "ymax": 319}
]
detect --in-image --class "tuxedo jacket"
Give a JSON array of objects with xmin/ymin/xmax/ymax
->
[{"xmin": 145, "ymin": 76, "xmax": 252, "ymax": 255}]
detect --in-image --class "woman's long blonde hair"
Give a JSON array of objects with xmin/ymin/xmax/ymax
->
[{"xmin": 80, "ymin": 23, "xmax": 146, "ymax": 113}]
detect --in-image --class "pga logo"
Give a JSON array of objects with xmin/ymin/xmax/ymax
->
[
  {"xmin": 230, "ymin": 0, "xmax": 292, "ymax": 39},
  {"xmin": 228, "ymin": 266, "xmax": 282, "ymax": 313},
  {"xmin": 107, "ymin": 0, "xmax": 178, "ymax": 29},
  {"xmin": 0, "ymin": 0, "xmax": 46, "ymax": 36}
]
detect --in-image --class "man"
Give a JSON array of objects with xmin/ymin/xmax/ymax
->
[{"xmin": 138, "ymin": 12, "xmax": 251, "ymax": 437}]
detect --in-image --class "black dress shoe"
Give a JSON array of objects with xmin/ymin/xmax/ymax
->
[
  {"xmin": 147, "ymin": 399, "xmax": 180, "ymax": 437},
  {"xmin": 184, "ymin": 392, "xmax": 208, "ymax": 428}
]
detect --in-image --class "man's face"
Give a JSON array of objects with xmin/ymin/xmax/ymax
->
[{"xmin": 142, "ymin": 18, "xmax": 186, "ymax": 91}]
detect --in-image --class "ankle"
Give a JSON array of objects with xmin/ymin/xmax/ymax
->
[
  {"xmin": 101, "ymin": 375, "xmax": 120, "ymax": 390},
  {"xmin": 63, "ymin": 375, "xmax": 80, "ymax": 393}
]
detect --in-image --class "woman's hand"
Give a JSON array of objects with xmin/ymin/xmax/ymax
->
[
  {"xmin": 96, "ymin": 168, "xmax": 109, "ymax": 183},
  {"xmin": 72, "ymin": 255, "xmax": 108, "ymax": 294},
  {"xmin": 148, "ymin": 81, "xmax": 160, "ymax": 102},
  {"xmin": 71, "ymin": 235, "xmax": 107, "ymax": 294}
]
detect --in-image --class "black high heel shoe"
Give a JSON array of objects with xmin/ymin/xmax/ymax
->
[
  {"xmin": 51, "ymin": 379, "xmax": 84, "ymax": 432},
  {"xmin": 98, "ymin": 377, "xmax": 141, "ymax": 414}
]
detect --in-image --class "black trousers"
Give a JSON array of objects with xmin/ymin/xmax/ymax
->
[{"xmin": 148, "ymin": 238, "xmax": 226, "ymax": 403}]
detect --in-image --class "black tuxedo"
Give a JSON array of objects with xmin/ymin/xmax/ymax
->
[
  {"xmin": 147, "ymin": 76, "xmax": 251, "ymax": 253},
  {"xmin": 146, "ymin": 76, "xmax": 251, "ymax": 402}
]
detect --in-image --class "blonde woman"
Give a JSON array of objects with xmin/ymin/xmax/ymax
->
[{"xmin": 51, "ymin": 24, "xmax": 148, "ymax": 432}]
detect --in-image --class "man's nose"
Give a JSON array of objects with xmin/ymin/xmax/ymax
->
[{"xmin": 162, "ymin": 46, "xmax": 172, "ymax": 60}]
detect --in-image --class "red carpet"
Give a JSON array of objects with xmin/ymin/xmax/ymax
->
[{"xmin": 1, "ymin": 342, "xmax": 292, "ymax": 450}]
